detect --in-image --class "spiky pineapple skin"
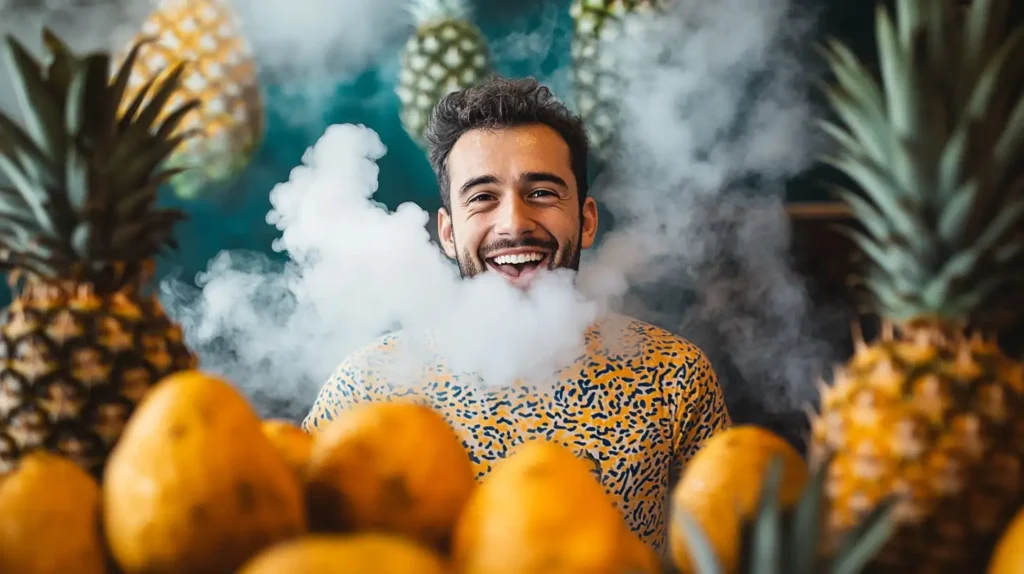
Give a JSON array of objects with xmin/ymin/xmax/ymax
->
[
  {"xmin": 810, "ymin": 327, "xmax": 1024, "ymax": 573},
  {"xmin": 122, "ymin": 0, "xmax": 264, "ymax": 199},
  {"xmin": 0, "ymin": 277, "xmax": 197, "ymax": 477},
  {"xmin": 396, "ymin": 18, "xmax": 491, "ymax": 148},
  {"xmin": 569, "ymin": 0, "xmax": 657, "ymax": 155}
]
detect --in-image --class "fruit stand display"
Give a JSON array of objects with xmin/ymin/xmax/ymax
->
[{"xmin": 2, "ymin": 0, "xmax": 1024, "ymax": 573}]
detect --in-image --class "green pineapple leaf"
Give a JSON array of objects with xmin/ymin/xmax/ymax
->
[
  {"xmin": 674, "ymin": 508, "xmax": 723, "ymax": 574},
  {"xmin": 791, "ymin": 456, "xmax": 829, "ymax": 574},
  {"xmin": 41, "ymin": 27, "xmax": 76, "ymax": 109},
  {"xmin": 827, "ymin": 497, "xmax": 898, "ymax": 574},
  {"xmin": 0, "ymin": 28, "xmax": 192, "ymax": 286},
  {"xmin": 155, "ymin": 99, "xmax": 200, "ymax": 141},
  {"xmin": 4, "ymin": 34, "xmax": 65, "ymax": 169},
  {"xmin": 747, "ymin": 458, "xmax": 783, "ymax": 574}
]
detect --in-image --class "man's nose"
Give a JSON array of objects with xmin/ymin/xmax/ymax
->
[{"xmin": 494, "ymin": 196, "xmax": 537, "ymax": 236}]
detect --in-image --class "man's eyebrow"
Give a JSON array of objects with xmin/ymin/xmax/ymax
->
[
  {"xmin": 457, "ymin": 172, "xmax": 569, "ymax": 197},
  {"xmin": 458, "ymin": 174, "xmax": 501, "ymax": 197},
  {"xmin": 518, "ymin": 171, "xmax": 568, "ymax": 189}
]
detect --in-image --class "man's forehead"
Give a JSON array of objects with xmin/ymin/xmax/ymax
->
[{"xmin": 447, "ymin": 124, "xmax": 573, "ymax": 181}]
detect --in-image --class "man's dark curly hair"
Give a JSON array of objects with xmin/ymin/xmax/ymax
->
[{"xmin": 424, "ymin": 76, "xmax": 590, "ymax": 212}]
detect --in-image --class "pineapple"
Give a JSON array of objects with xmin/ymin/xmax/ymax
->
[
  {"xmin": 0, "ymin": 29, "xmax": 198, "ymax": 477},
  {"xmin": 569, "ymin": 0, "xmax": 658, "ymax": 157},
  {"xmin": 811, "ymin": 0, "xmax": 1024, "ymax": 571},
  {"xmin": 119, "ymin": 0, "xmax": 264, "ymax": 200},
  {"xmin": 395, "ymin": 0, "xmax": 492, "ymax": 149},
  {"xmin": 675, "ymin": 456, "xmax": 896, "ymax": 574}
]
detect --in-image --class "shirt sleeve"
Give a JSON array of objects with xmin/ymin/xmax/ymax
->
[
  {"xmin": 301, "ymin": 357, "xmax": 374, "ymax": 434},
  {"xmin": 671, "ymin": 348, "xmax": 732, "ymax": 477}
]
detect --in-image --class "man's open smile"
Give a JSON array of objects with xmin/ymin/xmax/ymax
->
[{"xmin": 484, "ymin": 247, "xmax": 551, "ymax": 288}]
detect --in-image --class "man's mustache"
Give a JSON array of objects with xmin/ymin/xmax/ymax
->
[{"xmin": 479, "ymin": 237, "xmax": 558, "ymax": 258}]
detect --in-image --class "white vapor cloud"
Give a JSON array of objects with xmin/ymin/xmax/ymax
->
[
  {"xmin": 162, "ymin": 124, "xmax": 599, "ymax": 418},
  {"xmin": 579, "ymin": 0, "xmax": 835, "ymax": 414}
]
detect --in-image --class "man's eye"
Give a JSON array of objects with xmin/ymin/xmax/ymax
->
[
  {"xmin": 530, "ymin": 189, "xmax": 557, "ymax": 198},
  {"xmin": 469, "ymin": 193, "xmax": 494, "ymax": 203}
]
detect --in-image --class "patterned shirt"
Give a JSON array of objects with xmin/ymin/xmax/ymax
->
[{"xmin": 302, "ymin": 313, "xmax": 731, "ymax": 550}]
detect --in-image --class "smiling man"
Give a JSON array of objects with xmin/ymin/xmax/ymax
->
[{"xmin": 303, "ymin": 77, "xmax": 731, "ymax": 551}]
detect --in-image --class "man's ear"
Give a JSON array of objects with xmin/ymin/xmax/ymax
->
[
  {"xmin": 438, "ymin": 207, "xmax": 457, "ymax": 259},
  {"xmin": 580, "ymin": 197, "xmax": 599, "ymax": 249}
]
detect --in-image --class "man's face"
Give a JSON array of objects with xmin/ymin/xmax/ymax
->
[{"xmin": 437, "ymin": 124, "xmax": 599, "ymax": 289}]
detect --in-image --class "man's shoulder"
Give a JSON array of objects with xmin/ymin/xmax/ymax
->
[
  {"xmin": 330, "ymin": 330, "xmax": 440, "ymax": 382},
  {"xmin": 333, "ymin": 331, "xmax": 404, "ymax": 373},
  {"xmin": 590, "ymin": 313, "xmax": 710, "ymax": 364}
]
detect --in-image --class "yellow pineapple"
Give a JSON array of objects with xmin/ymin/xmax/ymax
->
[
  {"xmin": 569, "ymin": 0, "xmax": 658, "ymax": 157},
  {"xmin": 396, "ymin": 0, "xmax": 492, "ymax": 149},
  {"xmin": 119, "ymin": 0, "xmax": 264, "ymax": 200},
  {"xmin": 811, "ymin": 0, "xmax": 1024, "ymax": 571},
  {"xmin": 0, "ymin": 29, "xmax": 198, "ymax": 477}
]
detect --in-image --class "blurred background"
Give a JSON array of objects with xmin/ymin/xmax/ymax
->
[
  {"xmin": 1, "ymin": 0, "xmax": 1022, "ymax": 446},
  {"xmin": 0, "ymin": 0, "xmax": 890, "ymax": 283}
]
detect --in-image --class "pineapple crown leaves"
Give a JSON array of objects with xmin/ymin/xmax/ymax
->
[
  {"xmin": 407, "ymin": 0, "xmax": 472, "ymax": 27},
  {"xmin": 0, "ymin": 28, "xmax": 199, "ymax": 284},
  {"xmin": 818, "ymin": 0, "xmax": 1024, "ymax": 328},
  {"xmin": 673, "ymin": 456, "xmax": 897, "ymax": 574}
]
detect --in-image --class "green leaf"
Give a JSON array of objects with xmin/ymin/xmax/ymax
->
[
  {"xmin": 974, "ymin": 195, "xmax": 1024, "ymax": 253},
  {"xmin": 829, "ymin": 498, "xmax": 898, "ymax": 574},
  {"xmin": 75, "ymin": 54, "xmax": 111, "ymax": 144},
  {"xmin": 70, "ymin": 221, "xmax": 94, "ymax": 259},
  {"xmin": 823, "ymin": 155, "xmax": 924, "ymax": 242},
  {"xmin": 821, "ymin": 85, "xmax": 892, "ymax": 166},
  {"xmin": 674, "ymin": 509, "xmax": 723, "ymax": 574},
  {"xmin": 963, "ymin": 27, "xmax": 1023, "ymax": 124},
  {"xmin": 887, "ymin": 133, "xmax": 930, "ymax": 203},
  {"xmin": 155, "ymin": 99, "xmax": 200, "ymax": 141},
  {"xmin": 117, "ymin": 73, "xmax": 159, "ymax": 133},
  {"xmin": 846, "ymin": 232, "xmax": 907, "ymax": 282},
  {"xmin": 42, "ymin": 27, "xmax": 75, "ymax": 108},
  {"xmin": 0, "ymin": 110, "xmax": 48, "ymax": 170},
  {"xmin": 937, "ymin": 179, "xmax": 978, "ymax": 245},
  {"xmin": 0, "ymin": 152, "xmax": 55, "ymax": 235},
  {"xmin": 4, "ymin": 34, "xmax": 65, "ymax": 168},
  {"xmin": 749, "ymin": 457, "xmax": 784, "ymax": 574},
  {"xmin": 106, "ymin": 130, "xmax": 196, "ymax": 191},
  {"xmin": 937, "ymin": 121, "xmax": 968, "ymax": 200},
  {"xmin": 65, "ymin": 143, "xmax": 90, "ymax": 214},
  {"xmin": 875, "ymin": 7, "xmax": 909, "ymax": 133},
  {"xmin": 113, "ymin": 168, "xmax": 185, "ymax": 219},
  {"xmin": 107, "ymin": 220, "xmax": 147, "ymax": 250},
  {"xmin": 817, "ymin": 119, "xmax": 869, "ymax": 161},
  {"xmin": 960, "ymin": 0, "xmax": 1011, "ymax": 93},
  {"xmin": 131, "ymin": 61, "xmax": 188, "ymax": 134},
  {"xmin": 107, "ymin": 37, "xmax": 151, "ymax": 139},
  {"xmin": 828, "ymin": 185, "xmax": 890, "ymax": 241},
  {"xmin": 792, "ymin": 461, "xmax": 829, "ymax": 574},
  {"xmin": 993, "ymin": 83, "xmax": 1024, "ymax": 186},
  {"xmin": 64, "ymin": 58, "xmax": 88, "ymax": 137},
  {"xmin": 820, "ymin": 40, "xmax": 888, "ymax": 121},
  {"xmin": 863, "ymin": 273, "xmax": 909, "ymax": 313},
  {"xmin": 0, "ymin": 186, "xmax": 41, "ymax": 229},
  {"xmin": 895, "ymin": 0, "xmax": 924, "ymax": 52}
]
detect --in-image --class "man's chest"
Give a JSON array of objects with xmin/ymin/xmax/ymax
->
[
  {"xmin": 391, "ymin": 377, "xmax": 678, "ymax": 549},
  {"xmin": 394, "ymin": 377, "xmax": 676, "ymax": 502}
]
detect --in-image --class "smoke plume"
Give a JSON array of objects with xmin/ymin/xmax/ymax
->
[
  {"xmin": 579, "ymin": 0, "xmax": 835, "ymax": 415},
  {"xmin": 163, "ymin": 123, "xmax": 599, "ymax": 418}
]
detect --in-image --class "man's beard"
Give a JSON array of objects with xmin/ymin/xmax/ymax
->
[{"xmin": 453, "ymin": 232, "xmax": 582, "ymax": 279}]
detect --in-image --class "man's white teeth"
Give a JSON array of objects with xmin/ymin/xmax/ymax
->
[{"xmin": 492, "ymin": 252, "xmax": 545, "ymax": 265}]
